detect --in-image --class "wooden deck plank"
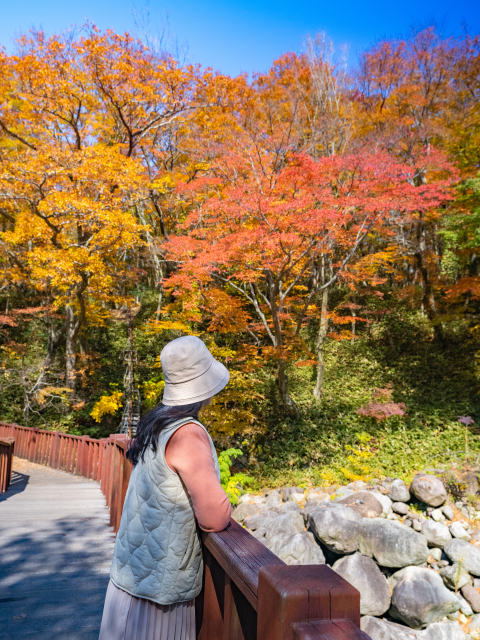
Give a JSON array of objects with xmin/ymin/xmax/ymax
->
[{"xmin": 0, "ymin": 458, "xmax": 114, "ymax": 640}]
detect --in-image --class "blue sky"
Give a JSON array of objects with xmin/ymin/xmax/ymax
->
[{"xmin": 0, "ymin": 0, "xmax": 478, "ymax": 76}]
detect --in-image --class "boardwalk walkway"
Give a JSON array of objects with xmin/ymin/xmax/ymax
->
[{"xmin": 0, "ymin": 457, "xmax": 114, "ymax": 640}]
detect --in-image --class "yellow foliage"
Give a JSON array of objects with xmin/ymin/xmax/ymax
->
[
  {"xmin": 90, "ymin": 391, "xmax": 123, "ymax": 422},
  {"xmin": 37, "ymin": 386, "xmax": 73, "ymax": 405},
  {"xmin": 143, "ymin": 380, "xmax": 165, "ymax": 408}
]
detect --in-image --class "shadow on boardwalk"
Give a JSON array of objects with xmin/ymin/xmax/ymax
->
[{"xmin": 0, "ymin": 458, "xmax": 115, "ymax": 640}]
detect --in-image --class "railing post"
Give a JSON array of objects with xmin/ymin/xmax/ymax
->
[
  {"xmin": 50, "ymin": 431, "xmax": 61, "ymax": 468},
  {"xmin": 27, "ymin": 427, "xmax": 37, "ymax": 462},
  {"xmin": 257, "ymin": 565, "xmax": 361, "ymax": 640},
  {"xmin": 0, "ymin": 437, "xmax": 15, "ymax": 493}
]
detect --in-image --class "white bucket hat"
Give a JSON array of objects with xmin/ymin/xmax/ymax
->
[{"xmin": 160, "ymin": 336, "xmax": 230, "ymax": 406}]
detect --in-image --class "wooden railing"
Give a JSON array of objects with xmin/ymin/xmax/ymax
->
[
  {"xmin": 0, "ymin": 421, "xmax": 370, "ymax": 639},
  {"xmin": 0, "ymin": 422, "xmax": 131, "ymax": 532},
  {"xmin": 0, "ymin": 435, "xmax": 15, "ymax": 493}
]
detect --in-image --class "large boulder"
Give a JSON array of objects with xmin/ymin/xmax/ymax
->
[
  {"xmin": 361, "ymin": 616, "xmax": 420, "ymax": 639},
  {"xmin": 410, "ymin": 474, "xmax": 447, "ymax": 507},
  {"xmin": 280, "ymin": 501, "xmax": 302, "ymax": 514},
  {"xmin": 444, "ymin": 539, "xmax": 480, "ymax": 576},
  {"xmin": 309, "ymin": 504, "xmax": 362, "ymax": 554},
  {"xmin": 439, "ymin": 563, "xmax": 472, "ymax": 590},
  {"xmin": 282, "ymin": 487, "xmax": 304, "ymax": 501},
  {"xmin": 389, "ymin": 479, "xmax": 411, "ymax": 503},
  {"xmin": 306, "ymin": 490, "xmax": 330, "ymax": 503},
  {"xmin": 450, "ymin": 521, "xmax": 471, "ymax": 541},
  {"xmin": 359, "ymin": 519, "xmax": 430, "ymax": 568},
  {"xmin": 371, "ymin": 491, "xmax": 393, "ymax": 516},
  {"xmin": 335, "ymin": 491, "xmax": 384, "ymax": 519},
  {"xmin": 264, "ymin": 512, "xmax": 304, "ymax": 539},
  {"xmin": 333, "ymin": 552, "xmax": 391, "ymax": 616},
  {"xmin": 253, "ymin": 510, "xmax": 305, "ymax": 543},
  {"xmin": 232, "ymin": 502, "xmax": 260, "ymax": 523},
  {"xmin": 419, "ymin": 621, "xmax": 468, "ymax": 639},
  {"xmin": 389, "ymin": 566, "xmax": 460, "ymax": 629},
  {"xmin": 244, "ymin": 511, "xmax": 273, "ymax": 531},
  {"xmin": 421, "ymin": 520, "xmax": 452, "ymax": 549},
  {"xmin": 267, "ymin": 531, "xmax": 325, "ymax": 565},
  {"xmin": 265, "ymin": 490, "xmax": 282, "ymax": 509}
]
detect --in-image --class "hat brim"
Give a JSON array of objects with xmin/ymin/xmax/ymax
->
[{"xmin": 162, "ymin": 358, "xmax": 230, "ymax": 406}]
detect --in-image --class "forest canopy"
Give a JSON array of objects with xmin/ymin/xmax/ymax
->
[{"xmin": 1, "ymin": 26, "xmax": 479, "ymax": 483}]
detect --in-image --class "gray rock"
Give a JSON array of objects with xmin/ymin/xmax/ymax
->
[
  {"xmin": 450, "ymin": 521, "xmax": 471, "ymax": 541},
  {"xmin": 267, "ymin": 531, "xmax": 325, "ymax": 565},
  {"xmin": 419, "ymin": 621, "xmax": 467, "ymax": 639},
  {"xmin": 422, "ymin": 520, "xmax": 452, "ymax": 549},
  {"xmin": 431, "ymin": 509, "xmax": 444, "ymax": 522},
  {"xmin": 280, "ymin": 501, "xmax": 302, "ymax": 514},
  {"xmin": 462, "ymin": 585, "xmax": 480, "ymax": 613},
  {"xmin": 359, "ymin": 519, "xmax": 430, "ymax": 568},
  {"xmin": 372, "ymin": 491, "xmax": 393, "ymax": 515},
  {"xmin": 444, "ymin": 539, "xmax": 480, "ymax": 576},
  {"xmin": 335, "ymin": 491, "xmax": 384, "ymax": 519},
  {"xmin": 413, "ymin": 519, "xmax": 423, "ymax": 532},
  {"xmin": 238, "ymin": 493, "xmax": 265, "ymax": 505},
  {"xmin": 469, "ymin": 613, "xmax": 480, "ymax": 630},
  {"xmin": 282, "ymin": 486, "xmax": 304, "ymax": 501},
  {"xmin": 457, "ymin": 593, "xmax": 474, "ymax": 616},
  {"xmin": 305, "ymin": 490, "xmax": 329, "ymax": 504},
  {"xmin": 309, "ymin": 504, "xmax": 362, "ymax": 554},
  {"xmin": 429, "ymin": 548, "xmax": 443, "ymax": 562},
  {"xmin": 389, "ymin": 566, "xmax": 460, "ymax": 629},
  {"xmin": 390, "ymin": 479, "xmax": 412, "ymax": 503},
  {"xmin": 244, "ymin": 512, "xmax": 271, "ymax": 531},
  {"xmin": 442, "ymin": 505, "xmax": 454, "ymax": 520},
  {"xmin": 361, "ymin": 615, "xmax": 420, "ymax": 639},
  {"xmin": 254, "ymin": 510, "xmax": 305, "ymax": 542},
  {"xmin": 289, "ymin": 492, "xmax": 306, "ymax": 504},
  {"xmin": 333, "ymin": 489, "xmax": 354, "ymax": 502},
  {"xmin": 394, "ymin": 502, "xmax": 411, "ymax": 516},
  {"xmin": 439, "ymin": 563, "xmax": 473, "ymax": 590},
  {"xmin": 264, "ymin": 512, "xmax": 305, "ymax": 539},
  {"xmin": 346, "ymin": 480, "xmax": 368, "ymax": 491},
  {"xmin": 410, "ymin": 474, "xmax": 447, "ymax": 507},
  {"xmin": 333, "ymin": 552, "xmax": 391, "ymax": 616},
  {"xmin": 265, "ymin": 490, "xmax": 282, "ymax": 509},
  {"xmin": 404, "ymin": 519, "xmax": 413, "ymax": 528},
  {"xmin": 232, "ymin": 502, "xmax": 260, "ymax": 523}
]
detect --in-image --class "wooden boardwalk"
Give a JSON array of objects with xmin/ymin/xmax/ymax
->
[{"xmin": 0, "ymin": 457, "xmax": 114, "ymax": 640}]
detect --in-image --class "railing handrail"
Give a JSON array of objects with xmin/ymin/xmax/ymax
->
[
  {"xmin": 0, "ymin": 421, "xmax": 368, "ymax": 640},
  {"xmin": 202, "ymin": 518, "xmax": 285, "ymax": 608}
]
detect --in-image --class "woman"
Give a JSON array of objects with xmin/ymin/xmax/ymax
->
[{"xmin": 99, "ymin": 335, "xmax": 232, "ymax": 640}]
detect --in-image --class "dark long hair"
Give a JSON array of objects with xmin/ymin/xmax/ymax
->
[{"xmin": 127, "ymin": 401, "xmax": 204, "ymax": 465}]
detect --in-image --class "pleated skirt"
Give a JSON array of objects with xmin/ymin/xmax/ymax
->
[{"xmin": 98, "ymin": 580, "xmax": 196, "ymax": 640}]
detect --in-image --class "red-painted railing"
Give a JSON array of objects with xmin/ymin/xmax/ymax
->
[
  {"xmin": 0, "ymin": 421, "xmax": 369, "ymax": 639},
  {"xmin": 0, "ymin": 422, "xmax": 131, "ymax": 532},
  {"xmin": 0, "ymin": 435, "xmax": 15, "ymax": 493}
]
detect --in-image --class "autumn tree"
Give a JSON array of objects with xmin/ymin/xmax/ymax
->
[{"xmin": 162, "ymin": 150, "xmax": 452, "ymax": 414}]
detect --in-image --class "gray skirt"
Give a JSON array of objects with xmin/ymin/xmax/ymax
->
[{"xmin": 98, "ymin": 580, "xmax": 196, "ymax": 640}]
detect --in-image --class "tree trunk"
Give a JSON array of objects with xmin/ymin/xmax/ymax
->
[
  {"xmin": 267, "ymin": 273, "xmax": 300, "ymax": 418},
  {"xmin": 30, "ymin": 314, "xmax": 65, "ymax": 394},
  {"xmin": 65, "ymin": 304, "xmax": 77, "ymax": 390},
  {"xmin": 314, "ymin": 287, "xmax": 329, "ymax": 401},
  {"xmin": 277, "ymin": 358, "xmax": 300, "ymax": 419}
]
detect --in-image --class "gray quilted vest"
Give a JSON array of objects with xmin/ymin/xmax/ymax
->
[{"xmin": 110, "ymin": 417, "xmax": 220, "ymax": 605}]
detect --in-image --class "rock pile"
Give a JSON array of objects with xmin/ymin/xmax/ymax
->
[{"xmin": 233, "ymin": 473, "xmax": 480, "ymax": 640}]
